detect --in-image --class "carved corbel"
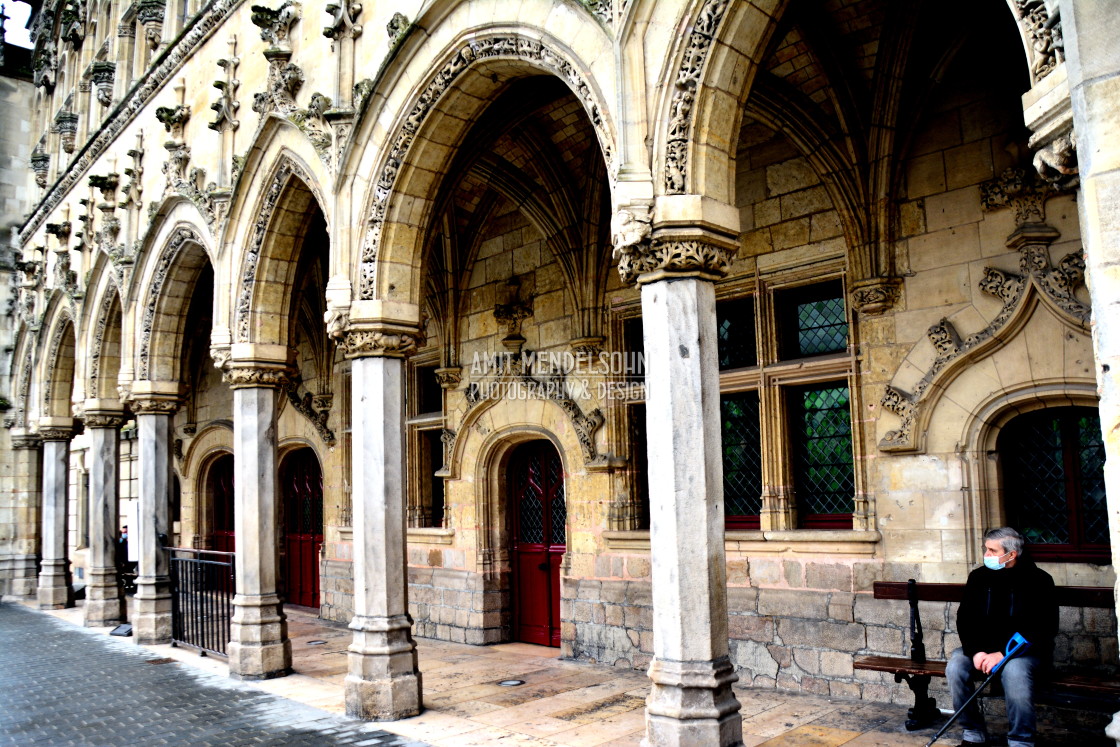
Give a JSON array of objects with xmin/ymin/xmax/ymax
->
[
  {"xmin": 54, "ymin": 110, "xmax": 80, "ymax": 154},
  {"xmin": 31, "ymin": 139, "xmax": 51, "ymax": 188},
  {"xmin": 136, "ymin": 0, "xmax": 165, "ymax": 52},
  {"xmin": 90, "ymin": 61, "xmax": 115, "ymax": 107},
  {"xmin": 851, "ymin": 276, "xmax": 903, "ymax": 316},
  {"xmin": 493, "ymin": 275, "xmax": 533, "ymax": 352},
  {"xmin": 980, "ymin": 167, "xmax": 1059, "ymax": 226},
  {"xmin": 435, "ymin": 367, "xmax": 461, "ymax": 389}
]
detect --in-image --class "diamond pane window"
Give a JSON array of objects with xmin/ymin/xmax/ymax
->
[
  {"xmin": 1000, "ymin": 406, "xmax": 1109, "ymax": 563},
  {"xmin": 717, "ymin": 297, "xmax": 757, "ymax": 370},
  {"xmin": 790, "ymin": 384, "xmax": 854, "ymax": 528},
  {"xmin": 721, "ymin": 391, "xmax": 762, "ymax": 528},
  {"xmin": 549, "ymin": 456, "xmax": 567, "ymax": 545},
  {"xmin": 778, "ymin": 281, "xmax": 848, "ymax": 359},
  {"xmin": 517, "ymin": 453, "xmax": 546, "ymax": 544}
]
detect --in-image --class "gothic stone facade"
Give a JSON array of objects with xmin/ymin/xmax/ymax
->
[{"xmin": 3, "ymin": 0, "xmax": 1120, "ymax": 743}]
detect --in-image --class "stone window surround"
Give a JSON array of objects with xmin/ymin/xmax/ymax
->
[{"xmin": 404, "ymin": 351, "xmax": 447, "ymax": 530}]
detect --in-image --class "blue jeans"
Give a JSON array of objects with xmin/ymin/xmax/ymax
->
[{"xmin": 946, "ymin": 647, "xmax": 1042, "ymax": 746}]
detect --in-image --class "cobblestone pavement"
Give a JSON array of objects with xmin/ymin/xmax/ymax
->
[{"xmin": 0, "ymin": 601, "xmax": 428, "ymax": 747}]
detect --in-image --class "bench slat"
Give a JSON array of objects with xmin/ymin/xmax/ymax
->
[
  {"xmin": 854, "ymin": 656, "xmax": 945, "ymax": 677},
  {"xmin": 853, "ymin": 656, "xmax": 1120, "ymax": 697}
]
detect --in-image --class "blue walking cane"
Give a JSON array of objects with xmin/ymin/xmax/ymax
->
[{"xmin": 925, "ymin": 633, "xmax": 1032, "ymax": 747}]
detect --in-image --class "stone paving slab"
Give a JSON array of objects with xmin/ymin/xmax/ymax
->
[
  {"xmin": 0, "ymin": 600, "xmax": 427, "ymax": 747},
  {"xmin": 3, "ymin": 597, "xmax": 1114, "ymax": 746}
]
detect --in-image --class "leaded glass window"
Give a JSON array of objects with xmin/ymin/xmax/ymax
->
[
  {"xmin": 1000, "ymin": 407, "xmax": 1109, "ymax": 563},
  {"xmin": 790, "ymin": 384, "xmax": 855, "ymax": 527},
  {"xmin": 721, "ymin": 391, "xmax": 762, "ymax": 527},
  {"xmin": 778, "ymin": 281, "xmax": 848, "ymax": 359}
]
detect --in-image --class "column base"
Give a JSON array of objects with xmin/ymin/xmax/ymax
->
[
  {"xmin": 227, "ymin": 593, "xmax": 291, "ymax": 680},
  {"xmin": 133, "ymin": 577, "xmax": 172, "ymax": 644},
  {"xmin": 84, "ymin": 566, "xmax": 125, "ymax": 627},
  {"xmin": 37, "ymin": 559, "xmax": 74, "ymax": 609},
  {"xmin": 7, "ymin": 554, "xmax": 39, "ymax": 597},
  {"xmin": 643, "ymin": 656, "xmax": 742, "ymax": 747},
  {"xmin": 344, "ymin": 614, "xmax": 423, "ymax": 720}
]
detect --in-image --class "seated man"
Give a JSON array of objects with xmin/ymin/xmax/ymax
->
[{"xmin": 947, "ymin": 527, "xmax": 1058, "ymax": 747}]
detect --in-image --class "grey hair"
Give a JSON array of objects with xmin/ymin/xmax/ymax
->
[{"xmin": 984, "ymin": 526, "xmax": 1024, "ymax": 556}]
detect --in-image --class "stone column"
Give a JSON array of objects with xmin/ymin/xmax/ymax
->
[
  {"xmin": 343, "ymin": 326, "xmax": 423, "ymax": 720},
  {"xmin": 8, "ymin": 431, "xmax": 42, "ymax": 597},
  {"xmin": 37, "ymin": 424, "xmax": 74, "ymax": 609},
  {"xmin": 612, "ymin": 210, "xmax": 742, "ymax": 746},
  {"xmin": 84, "ymin": 411, "xmax": 127, "ymax": 627},
  {"xmin": 131, "ymin": 397, "xmax": 177, "ymax": 644},
  {"xmin": 1053, "ymin": 1, "xmax": 1120, "ymax": 743},
  {"xmin": 226, "ymin": 365, "xmax": 291, "ymax": 680}
]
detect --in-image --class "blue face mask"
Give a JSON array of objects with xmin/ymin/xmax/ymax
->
[{"xmin": 984, "ymin": 552, "xmax": 1009, "ymax": 570}]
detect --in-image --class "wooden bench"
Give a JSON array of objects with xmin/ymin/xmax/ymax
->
[{"xmin": 853, "ymin": 580, "xmax": 1120, "ymax": 730}]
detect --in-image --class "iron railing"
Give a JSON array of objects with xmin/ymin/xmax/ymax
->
[{"xmin": 169, "ymin": 547, "xmax": 235, "ymax": 657}]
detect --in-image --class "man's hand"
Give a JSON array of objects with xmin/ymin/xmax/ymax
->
[{"xmin": 976, "ymin": 652, "xmax": 1004, "ymax": 674}]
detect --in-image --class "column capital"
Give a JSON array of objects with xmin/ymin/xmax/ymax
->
[
  {"xmin": 611, "ymin": 209, "xmax": 737, "ymax": 286},
  {"xmin": 128, "ymin": 396, "xmax": 180, "ymax": 415},
  {"xmin": 340, "ymin": 323, "xmax": 423, "ymax": 359},
  {"xmin": 38, "ymin": 419, "xmax": 75, "ymax": 441},
  {"xmin": 223, "ymin": 364, "xmax": 291, "ymax": 389},
  {"xmin": 851, "ymin": 276, "xmax": 903, "ymax": 316},
  {"xmin": 83, "ymin": 411, "xmax": 128, "ymax": 429},
  {"xmin": 10, "ymin": 430, "xmax": 43, "ymax": 449}
]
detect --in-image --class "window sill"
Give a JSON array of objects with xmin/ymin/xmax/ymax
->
[{"xmin": 602, "ymin": 529, "xmax": 880, "ymax": 554}]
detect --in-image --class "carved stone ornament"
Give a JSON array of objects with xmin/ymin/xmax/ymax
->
[
  {"xmin": 87, "ymin": 290, "xmax": 116, "ymax": 394},
  {"xmin": 54, "ymin": 111, "xmax": 80, "ymax": 154},
  {"xmin": 59, "ymin": 0, "xmax": 86, "ymax": 46},
  {"xmin": 358, "ymin": 33, "xmax": 615, "ymax": 299},
  {"xmin": 851, "ymin": 277, "xmax": 903, "ymax": 315},
  {"xmin": 128, "ymin": 397, "xmax": 180, "ymax": 414},
  {"xmin": 664, "ymin": 0, "xmax": 732, "ymax": 194},
  {"xmin": 435, "ymin": 366, "xmax": 461, "ymax": 389},
  {"xmin": 21, "ymin": 0, "xmax": 242, "ymax": 247},
  {"xmin": 616, "ymin": 236, "xmax": 735, "ymax": 285},
  {"xmin": 11, "ymin": 433, "xmax": 43, "ymax": 449},
  {"xmin": 284, "ymin": 379, "xmax": 335, "ymax": 444},
  {"xmin": 1031, "ymin": 130, "xmax": 1078, "ymax": 189},
  {"xmin": 156, "ymin": 104, "xmax": 191, "ymax": 139},
  {"xmin": 137, "ymin": 0, "xmax": 166, "ymax": 51},
  {"xmin": 339, "ymin": 328, "xmax": 423, "ymax": 359},
  {"xmin": 84, "ymin": 413, "xmax": 127, "ymax": 428},
  {"xmin": 386, "ymin": 12, "xmax": 408, "ymax": 43},
  {"xmin": 209, "ymin": 52, "xmax": 241, "ymax": 132},
  {"xmin": 324, "ymin": 1, "xmax": 362, "ymax": 40},
  {"xmin": 31, "ymin": 11, "xmax": 58, "ymax": 91},
  {"xmin": 235, "ymin": 159, "xmax": 320, "ymax": 341},
  {"xmin": 45, "ymin": 221, "xmax": 71, "ymax": 241},
  {"xmin": 252, "ymin": 0, "xmax": 300, "ymax": 51},
  {"xmin": 53, "ymin": 250, "xmax": 82, "ymax": 300},
  {"xmin": 1011, "ymin": 0, "xmax": 1064, "ymax": 83},
  {"xmin": 879, "ymin": 225, "xmax": 1088, "ymax": 453},
  {"xmin": 210, "ymin": 345, "xmax": 232, "ymax": 369},
  {"xmin": 980, "ymin": 167, "xmax": 1060, "ymax": 226},
  {"xmin": 223, "ymin": 366, "xmax": 290, "ymax": 389},
  {"xmin": 39, "ymin": 427, "xmax": 75, "ymax": 441},
  {"xmin": 139, "ymin": 227, "xmax": 202, "ymax": 378},
  {"xmin": 91, "ymin": 61, "xmax": 116, "ymax": 107},
  {"xmin": 31, "ymin": 140, "xmax": 51, "ymax": 188}
]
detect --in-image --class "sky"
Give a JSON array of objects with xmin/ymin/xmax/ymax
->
[{"xmin": 2, "ymin": 0, "xmax": 33, "ymax": 49}]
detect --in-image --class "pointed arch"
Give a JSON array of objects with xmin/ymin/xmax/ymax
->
[
  {"xmin": 37, "ymin": 292, "xmax": 79, "ymax": 419},
  {"xmin": 348, "ymin": 22, "xmax": 617, "ymax": 308},
  {"xmin": 82, "ymin": 258, "xmax": 126, "ymax": 402}
]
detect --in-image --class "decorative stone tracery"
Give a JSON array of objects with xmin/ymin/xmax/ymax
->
[
  {"xmin": 358, "ymin": 32, "xmax": 616, "ymax": 299},
  {"xmin": 663, "ymin": 0, "xmax": 732, "ymax": 195},
  {"xmin": 138, "ymin": 226, "xmax": 203, "ymax": 379}
]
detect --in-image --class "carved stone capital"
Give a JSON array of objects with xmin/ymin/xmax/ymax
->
[
  {"xmin": 851, "ymin": 277, "xmax": 903, "ymax": 316},
  {"xmin": 223, "ymin": 365, "xmax": 290, "ymax": 389},
  {"xmin": 84, "ymin": 413, "xmax": 127, "ymax": 429},
  {"xmin": 252, "ymin": 0, "xmax": 301, "ymax": 52},
  {"xmin": 434, "ymin": 367, "xmax": 461, "ymax": 389},
  {"xmin": 340, "ymin": 325, "xmax": 423, "ymax": 359},
  {"xmin": 128, "ymin": 397, "xmax": 180, "ymax": 415},
  {"xmin": 91, "ymin": 61, "xmax": 115, "ymax": 107},
  {"xmin": 617, "ymin": 237, "xmax": 735, "ymax": 285},
  {"xmin": 10, "ymin": 433, "xmax": 43, "ymax": 449},
  {"xmin": 39, "ymin": 427, "xmax": 75, "ymax": 441}
]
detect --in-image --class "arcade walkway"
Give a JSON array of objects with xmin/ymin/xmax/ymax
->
[{"xmin": 1, "ymin": 597, "xmax": 1108, "ymax": 746}]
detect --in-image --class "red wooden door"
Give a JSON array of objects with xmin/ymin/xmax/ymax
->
[
  {"xmin": 209, "ymin": 454, "xmax": 235, "ymax": 552},
  {"xmin": 280, "ymin": 449, "xmax": 323, "ymax": 608},
  {"xmin": 511, "ymin": 441, "xmax": 565, "ymax": 647}
]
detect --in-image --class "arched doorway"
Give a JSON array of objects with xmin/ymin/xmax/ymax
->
[
  {"xmin": 509, "ymin": 440, "xmax": 566, "ymax": 647},
  {"xmin": 279, "ymin": 448, "xmax": 323, "ymax": 608},
  {"xmin": 207, "ymin": 454, "xmax": 235, "ymax": 552}
]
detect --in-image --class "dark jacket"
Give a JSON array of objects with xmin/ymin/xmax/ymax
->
[{"xmin": 956, "ymin": 556, "xmax": 1058, "ymax": 661}]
